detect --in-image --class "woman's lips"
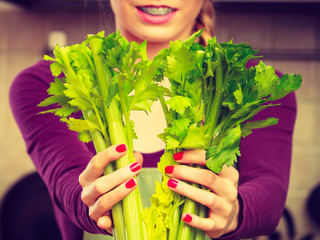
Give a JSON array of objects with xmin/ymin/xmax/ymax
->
[{"xmin": 136, "ymin": 6, "xmax": 177, "ymax": 24}]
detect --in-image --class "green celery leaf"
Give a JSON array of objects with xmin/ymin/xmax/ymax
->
[
  {"xmin": 221, "ymin": 41, "xmax": 260, "ymax": 70},
  {"xmin": 68, "ymin": 98, "xmax": 92, "ymax": 111},
  {"xmin": 105, "ymin": 81, "xmax": 118, "ymax": 108},
  {"xmin": 129, "ymin": 120, "xmax": 138, "ymax": 140},
  {"xmin": 38, "ymin": 95, "xmax": 70, "ymax": 107},
  {"xmin": 233, "ymin": 86, "xmax": 243, "ymax": 105},
  {"xmin": 47, "ymin": 78, "xmax": 67, "ymax": 96},
  {"xmin": 40, "ymin": 107, "xmax": 77, "ymax": 117},
  {"xmin": 254, "ymin": 61, "xmax": 279, "ymax": 99},
  {"xmin": 43, "ymin": 55, "xmax": 56, "ymax": 62},
  {"xmin": 164, "ymin": 45, "xmax": 195, "ymax": 83},
  {"xmin": 168, "ymin": 118, "xmax": 191, "ymax": 138},
  {"xmin": 50, "ymin": 62, "xmax": 63, "ymax": 77},
  {"xmin": 241, "ymin": 117, "xmax": 278, "ymax": 137},
  {"xmin": 61, "ymin": 117, "xmax": 99, "ymax": 133},
  {"xmin": 143, "ymin": 152, "xmax": 183, "ymax": 240},
  {"xmin": 206, "ymin": 124, "xmax": 242, "ymax": 173},
  {"xmin": 269, "ymin": 73, "xmax": 302, "ymax": 101},
  {"xmin": 231, "ymin": 100, "xmax": 266, "ymax": 120},
  {"xmin": 165, "ymin": 135, "xmax": 180, "ymax": 150},
  {"xmin": 55, "ymin": 107, "xmax": 78, "ymax": 117},
  {"xmin": 78, "ymin": 130, "xmax": 92, "ymax": 143},
  {"xmin": 179, "ymin": 125, "xmax": 210, "ymax": 149},
  {"xmin": 166, "ymin": 96, "xmax": 192, "ymax": 115}
]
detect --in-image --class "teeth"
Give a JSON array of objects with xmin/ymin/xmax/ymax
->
[{"xmin": 139, "ymin": 7, "xmax": 174, "ymax": 16}]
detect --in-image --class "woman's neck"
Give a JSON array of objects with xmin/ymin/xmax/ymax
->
[{"xmin": 146, "ymin": 41, "xmax": 170, "ymax": 59}]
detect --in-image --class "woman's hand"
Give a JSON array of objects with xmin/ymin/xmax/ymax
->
[
  {"xmin": 79, "ymin": 144, "xmax": 143, "ymax": 234},
  {"xmin": 165, "ymin": 149, "xmax": 240, "ymax": 238}
]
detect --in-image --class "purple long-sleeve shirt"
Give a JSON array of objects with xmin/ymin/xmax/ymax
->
[{"xmin": 9, "ymin": 59, "xmax": 297, "ymax": 240}]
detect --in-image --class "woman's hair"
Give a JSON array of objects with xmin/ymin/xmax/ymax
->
[{"xmin": 194, "ymin": 0, "xmax": 215, "ymax": 46}]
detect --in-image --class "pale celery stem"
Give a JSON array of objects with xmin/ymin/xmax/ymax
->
[
  {"xmin": 90, "ymin": 38, "xmax": 145, "ymax": 240},
  {"xmin": 168, "ymin": 205, "xmax": 181, "ymax": 240},
  {"xmin": 82, "ymin": 109, "xmax": 126, "ymax": 240},
  {"xmin": 194, "ymin": 204, "xmax": 207, "ymax": 240},
  {"xmin": 177, "ymin": 193, "xmax": 198, "ymax": 240},
  {"xmin": 206, "ymin": 56, "xmax": 224, "ymax": 141},
  {"xmin": 159, "ymin": 95, "xmax": 170, "ymax": 127},
  {"xmin": 118, "ymin": 76, "xmax": 146, "ymax": 238},
  {"xmin": 90, "ymin": 130, "xmax": 126, "ymax": 240},
  {"xmin": 89, "ymin": 101, "xmax": 111, "ymax": 147},
  {"xmin": 118, "ymin": 78, "xmax": 134, "ymax": 153},
  {"xmin": 59, "ymin": 47, "xmax": 76, "ymax": 76},
  {"xmin": 106, "ymin": 102, "xmax": 145, "ymax": 240}
]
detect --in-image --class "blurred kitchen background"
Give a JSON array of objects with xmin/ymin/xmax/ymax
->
[{"xmin": 0, "ymin": 0, "xmax": 319, "ymax": 239}]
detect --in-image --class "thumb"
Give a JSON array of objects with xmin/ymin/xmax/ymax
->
[{"xmin": 133, "ymin": 151, "xmax": 144, "ymax": 166}]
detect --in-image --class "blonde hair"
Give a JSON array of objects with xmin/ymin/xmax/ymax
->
[{"xmin": 194, "ymin": 0, "xmax": 215, "ymax": 46}]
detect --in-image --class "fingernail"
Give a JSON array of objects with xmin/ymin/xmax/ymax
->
[
  {"xmin": 183, "ymin": 214, "xmax": 192, "ymax": 223},
  {"xmin": 173, "ymin": 152, "xmax": 183, "ymax": 161},
  {"xmin": 125, "ymin": 179, "xmax": 136, "ymax": 188},
  {"xmin": 165, "ymin": 166, "xmax": 174, "ymax": 174},
  {"xmin": 130, "ymin": 162, "xmax": 141, "ymax": 172},
  {"xmin": 116, "ymin": 144, "xmax": 126, "ymax": 153},
  {"xmin": 167, "ymin": 179, "xmax": 178, "ymax": 189}
]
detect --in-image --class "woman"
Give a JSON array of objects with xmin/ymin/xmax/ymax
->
[{"xmin": 9, "ymin": 0, "xmax": 297, "ymax": 239}]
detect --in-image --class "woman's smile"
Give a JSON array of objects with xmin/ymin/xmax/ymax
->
[
  {"xmin": 136, "ymin": 5, "xmax": 177, "ymax": 24},
  {"xmin": 137, "ymin": 6, "xmax": 176, "ymax": 16}
]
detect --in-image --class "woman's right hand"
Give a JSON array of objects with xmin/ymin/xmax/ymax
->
[{"xmin": 79, "ymin": 144, "xmax": 143, "ymax": 234}]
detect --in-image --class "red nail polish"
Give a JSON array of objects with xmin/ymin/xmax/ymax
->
[
  {"xmin": 173, "ymin": 152, "xmax": 183, "ymax": 161},
  {"xmin": 130, "ymin": 162, "xmax": 141, "ymax": 172},
  {"xmin": 116, "ymin": 144, "xmax": 126, "ymax": 153},
  {"xmin": 125, "ymin": 179, "xmax": 136, "ymax": 188},
  {"xmin": 165, "ymin": 166, "xmax": 174, "ymax": 174},
  {"xmin": 167, "ymin": 179, "xmax": 178, "ymax": 188},
  {"xmin": 183, "ymin": 214, "xmax": 192, "ymax": 223}
]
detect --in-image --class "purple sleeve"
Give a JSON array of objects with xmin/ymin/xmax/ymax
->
[
  {"xmin": 220, "ymin": 94, "xmax": 297, "ymax": 238},
  {"xmin": 9, "ymin": 61, "xmax": 107, "ymax": 240}
]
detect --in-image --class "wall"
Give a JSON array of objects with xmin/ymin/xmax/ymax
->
[{"xmin": 0, "ymin": 1, "xmax": 319, "ymax": 239}]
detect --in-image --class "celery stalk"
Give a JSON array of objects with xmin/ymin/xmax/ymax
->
[
  {"xmin": 168, "ymin": 204, "xmax": 180, "ymax": 240},
  {"xmin": 90, "ymin": 130, "xmax": 126, "ymax": 240},
  {"xmin": 194, "ymin": 204, "xmax": 207, "ymax": 240},
  {"xmin": 90, "ymin": 38, "xmax": 145, "ymax": 240},
  {"xmin": 177, "ymin": 183, "xmax": 199, "ymax": 240}
]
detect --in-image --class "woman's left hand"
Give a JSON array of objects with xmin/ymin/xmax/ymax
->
[{"xmin": 165, "ymin": 149, "xmax": 240, "ymax": 238}]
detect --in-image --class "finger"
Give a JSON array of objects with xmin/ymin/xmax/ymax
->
[
  {"xmin": 97, "ymin": 213, "xmax": 113, "ymax": 234},
  {"xmin": 81, "ymin": 162, "xmax": 141, "ymax": 206},
  {"xmin": 167, "ymin": 178, "xmax": 227, "ymax": 212},
  {"xmin": 181, "ymin": 213, "xmax": 215, "ymax": 232},
  {"xmin": 218, "ymin": 165, "xmax": 239, "ymax": 186},
  {"xmin": 182, "ymin": 212, "xmax": 231, "ymax": 238},
  {"xmin": 89, "ymin": 178, "xmax": 137, "ymax": 222},
  {"xmin": 165, "ymin": 165, "xmax": 237, "ymax": 199},
  {"xmin": 79, "ymin": 144, "xmax": 127, "ymax": 186},
  {"xmin": 173, "ymin": 149, "xmax": 206, "ymax": 165},
  {"xmin": 133, "ymin": 151, "xmax": 143, "ymax": 166}
]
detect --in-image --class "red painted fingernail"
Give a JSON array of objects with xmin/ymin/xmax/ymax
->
[
  {"xmin": 167, "ymin": 179, "xmax": 178, "ymax": 188},
  {"xmin": 173, "ymin": 152, "xmax": 183, "ymax": 161},
  {"xmin": 165, "ymin": 166, "xmax": 174, "ymax": 174},
  {"xmin": 130, "ymin": 162, "xmax": 141, "ymax": 172},
  {"xmin": 183, "ymin": 214, "xmax": 192, "ymax": 223},
  {"xmin": 116, "ymin": 144, "xmax": 126, "ymax": 153},
  {"xmin": 125, "ymin": 179, "xmax": 136, "ymax": 188}
]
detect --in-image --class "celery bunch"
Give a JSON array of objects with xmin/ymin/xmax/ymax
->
[
  {"xmin": 39, "ymin": 31, "xmax": 164, "ymax": 240},
  {"xmin": 143, "ymin": 30, "xmax": 302, "ymax": 239},
  {"xmin": 39, "ymin": 30, "xmax": 302, "ymax": 240}
]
